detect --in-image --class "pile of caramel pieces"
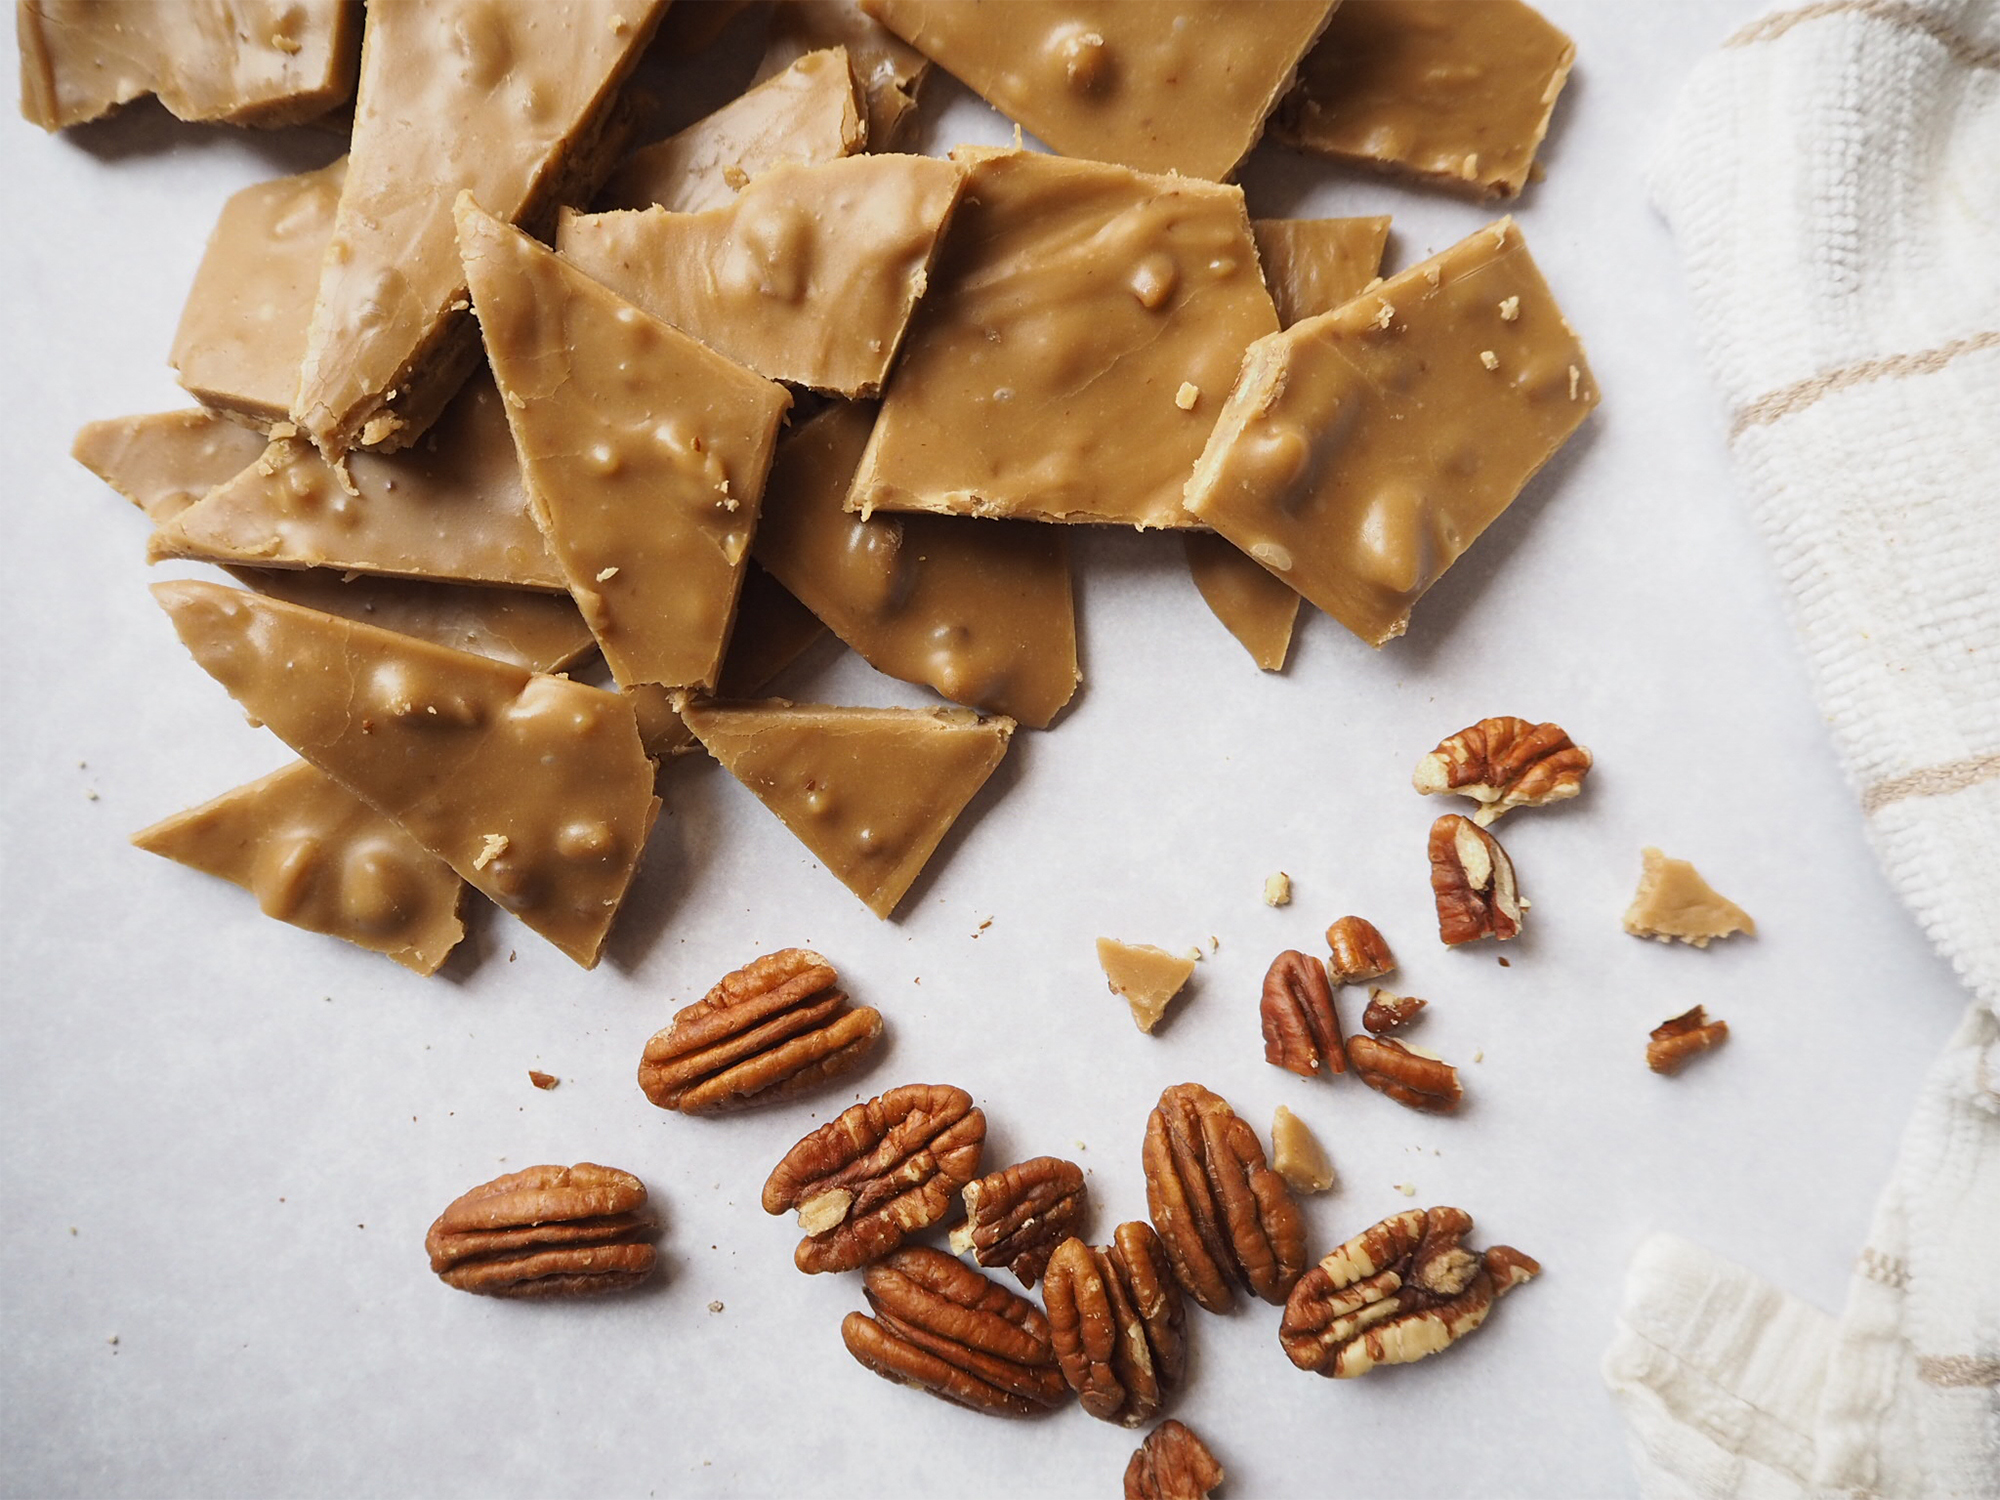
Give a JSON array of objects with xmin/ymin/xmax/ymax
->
[{"xmin": 47, "ymin": 0, "xmax": 1596, "ymax": 983}]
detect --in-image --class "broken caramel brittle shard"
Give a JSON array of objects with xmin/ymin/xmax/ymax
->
[
  {"xmin": 73, "ymin": 409, "xmax": 270, "ymax": 524},
  {"xmin": 862, "ymin": 0, "xmax": 1336, "ymax": 181},
  {"xmin": 1096, "ymin": 939, "xmax": 1195, "ymax": 1033},
  {"xmin": 753, "ymin": 404, "xmax": 1078, "ymax": 728},
  {"xmin": 596, "ymin": 47, "xmax": 866, "ymax": 213},
  {"xmin": 1184, "ymin": 532, "xmax": 1300, "ymax": 673},
  {"xmin": 762, "ymin": 1, "xmax": 929, "ymax": 149},
  {"xmin": 291, "ymin": 0, "xmax": 669, "ymax": 458},
  {"xmin": 457, "ymin": 196, "xmax": 792, "ymax": 692},
  {"xmin": 1251, "ymin": 217, "xmax": 1394, "ymax": 330},
  {"xmin": 19, "ymin": 0, "xmax": 359, "ymax": 131},
  {"xmin": 681, "ymin": 701, "xmax": 1014, "ymax": 918},
  {"xmin": 560, "ymin": 154, "xmax": 964, "ymax": 399},
  {"xmin": 848, "ymin": 147, "xmax": 1279, "ymax": 530},
  {"xmin": 1278, "ymin": 0, "xmax": 1576, "ymax": 201},
  {"xmin": 132, "ymin": 760, "xmax": 466, "ymax": 975},
  {"xmin": 151, "ymin": 373, "xmax": 565, "ymax": 590},
  {"xmin": 151, "ymin": 580, "xmax": 658, "ymax": 968},
  {"xmin": 1624, "ymin": 848, "xmax": 1756, "ymax": 948},
  {"xmin": 1185, "ymin": 217, "xmax": 1598, "ymax": 648}
]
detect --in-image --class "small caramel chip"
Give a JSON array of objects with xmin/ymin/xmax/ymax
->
[
  {"xmin": 1269, "ymin": 1105, "xmax": 1335, "ymax": 1194},
  {"xmin": 1097, "ymin": 939, "xmax": 1196, "ymax": 1033},
  {"xmin": 1623, "ymin": 848, "xmax": 1756, "ymax": 947},
  {"xmin": 1251, "ymin": 216, "xmax": 1392, "ymax": 329}
]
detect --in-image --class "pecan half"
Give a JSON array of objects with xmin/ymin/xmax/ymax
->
[
  {"xmin": 841, "ymin": 1246, "xmax": 1069, "ymax": 1416},
  {"xmin": 1125, "ymin": 1420, "xmax": 1224, "ymax": 1500},
  {"xmin": 1044, "ymin": 1223, "xmax": 1186, "ymax": 1426},
  {"xmin": 1414, "ymin": 716, "xmax": 1592, "ymax": 825},
  {"xmin": 762, "ymin": 1083, "xmax": 985, "ymax": 1273},
  {"xmin": 1280, "ymin": 1207, "xmax": 1539, "ymax": 1377},
  {"xmin": 638, "ymin": 948, "xmax": 883, "ymax": 1114},
  {"xmin": 424, "ymin": 1163, "xmax": 655, "ymax": 1298},
  {"xmin": 949, "ymin": 1155, "xmax": 1086, "ymax": 1287},
  {"xmin": 1142, "ymin": 1082, "xmax": 1307, "ymax": 1314},
  {"xmin": 1362, "ymin": 987, "xmax": 1427, "ymax": 1034},
  {"xmin": 1429, "ymin": 814, "xmax": 1524, "ymax": 944},
  {"xmin": 1347, "ymin": 1034, "xmax": 1463, "ymax": 1113},
  {"xmin": 1325, "ymin": 915, "xmax": 1396, "ymax": 983},
  {"xmin": 1648, "ymin": 1006, "xmax": 1729, "ymax": 1074},
  {"xmin": 1260, "ymin": 949, "xmax": 1345, "ymax": 1078}
]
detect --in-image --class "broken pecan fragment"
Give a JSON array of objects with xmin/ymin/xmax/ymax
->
[
  {"xmin": 1142, "ymin": 1082, "xmax": 1307, "ymax": 1314},
  {"xmin": 1429, "ymin": 814, "xmax": 1525, "ymax": 944},
  {"xmin": 763, "ymin": 1083, "xmax": 985, "ymax": 1273},
  {"xmin": 1280, "ymin": 1207, "xmax": 1539, "ymax": 1377},
  {"xmin": 637, "ymin": 948, "xmax": 883, "ymax": 1114},
  {"xmin": 1648, "ymin": 1005, "xmax": 1729, "ymax": 1074},
  {"xmin": 424, "ymin": 1163, "xmax": 655, "ymax": 1298},
  {"xmin": 1043, "ymin": 1223, "xmax": 1186, "ymax": 1427},
  {"xmin": 949, "ymin": 1155, "xmax": 1086, "ymax": 1288},
  {"xmin": 1325, "ymin": 915, "xmax": 1396, "ymax": 983},
  {"xmin": 1347, "ymin": 1034, "xmax": 1463, "ymax": 1114},
  {"xmin": 1362, "ymin": 987, "xmax": 1427, "ymax": 1034},
  {"xmin": 1414, "ymin": 716, "xmax": 1592, "ymax": 825},
  {"xmin": 1260, "ymin": 949, "xmax": 1345, "ymax": 1078},
  {"xmin": 841, "ymin": 1246, "xmax": 1069, "ymax": 1416},
  {"xmin": 1125, "ymin": 1420, "xmax": 1224, "ymax": 1500}
]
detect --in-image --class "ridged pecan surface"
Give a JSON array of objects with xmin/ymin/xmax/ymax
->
[
  {"xmin": 1260, "ymin": 949, "xmax": 1345, "ymax": 1078},
  {"xmin": 1124, "ymin": 1420, "xmax": 1224, "ymax": 1500},
  {"xmin": 1413, "ymin": 716, "xmax": 1591, "ymax": 825},
  {"xmin": 1347, "ymin": 1034, "xmax": 1463, "ymax": 1113},
  {"xmin": 950, "ymin": 1155, "xmax": 1086, "ymax": 1287},
  {"xmin": 1429, "ymin": 814, "xmax": 1524, "ymax": 944},
  {"xmin": 1647, "ymin": 1005, "xmax": 1729, "ymax": 1074},
  {"xmin": 1361, "ymin": 987, "xmax": 1427, "ymax": 1033},
  {"xmin": 424, "ymin": 1163, "xmax": 655, "ymax": 1298},
  {"xmin": 1044, "ymin": 1223, "xmax": 1186, "ymax": 1427},
  {"xmin": 1324, "ymin": 915, "xmax": 1396, "ymax": 984}
]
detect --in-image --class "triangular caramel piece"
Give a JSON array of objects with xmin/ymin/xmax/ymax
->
[
  {"xmin": 292, "ymin": 0, "xmax": 670, "ymax": 455},
  {"xmin": 73, "ymin": 409, "xmax": 271, "ymax": 524},
  {"xmin": 153, "ymin": 581, "xmax": 658, "ymax": 967},
  {"xmin": 1184, "ymin": 532, "xmax": 1301, "ymax": 673},
  {"xmin": 1623, "ymin": 848, "xmax": 1756, "ymax": 948},
  {"xmin": 761, "ymin": 2, "xmax": 930, "ymax": 149},
  {"xmin": 1095, "ymin": 938, "xmax": 1196, "ymax": 1033},
  {"xmin": 681, "ymin": 700, "xmax": 1013, "ymax": 917},
  {"xmin": 133, "ymin": 760, "xmax": 465, "ymax": 975},
  {"xmin": 457, "ymin": 196, "xmax": 791, "ymax": 690}
]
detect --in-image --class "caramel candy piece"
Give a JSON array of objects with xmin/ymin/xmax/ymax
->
[
  {"xmin": 1269, "ymin": 1106, "xmax": 1335, "ymax": 1194},
  {"xmin": 561, "ymin": 155, "xmax": 963, "ymax": 399},
  {"xmin": 597, "ymin": 47, "xmax": 866, "ymax": 212},
  {"xmin": 171, "ymin": 158, "xmax": 343, "ymax": 429},
  {"xmin": 151, "ymin": 374, "xmax": 564, "ymax": 590},
  {"xmin": 133, "ymin": 761, "xmax": 465, "ymax": 975},
  {"xmin": 1279, "ymin": 0, "xmax": 1576, "ymax": 201},
  {"xmin": 72, "ymin": 409, "xmax": 269, "ymax": 524},
  {"xmin": 1185, "ymin": 218, "xmax": 1598, "ymax": 647},
  {"xmin": 19, "ymin": 0, "xmax": 358, "ymax": 131},
  {"xmin": 862, "ymin": 1, "xmax": 1335, "ymax": 181},
  {"xmin": 1096, "ymin": 939, "xmax": 1195, "ymax": 1034},
  {"xmin": 153, "ymin": 581, "xmax": 659, "ymax": 968},
  {"xmin": 763, "ymin": 1, "xmax": 929, "ymax": 149},
  {"xmin": 681, "ymin": 701, "xmax": 1013, "ymax": 918},
  {"xmin": 1184, "ymin": 535, "xmax": 1299, "ymax": 673},
  {"xmin": 754, "ymin": 404, "xmax": 1077, "ymax": 728},
  {"xmin": 850, "ymin": 148, "xmax": 1277, "ymax": 529},
  {"xmin": 1623, "ymin": 848, "xmax": 1756, "ymax": 948},
  {"xmin": 458, "ymin": 197, "xmax": 791, "ymax": 690},
  {"xmin": 292, "ymin": 0, "xmax": 668, "ymax": 457}
]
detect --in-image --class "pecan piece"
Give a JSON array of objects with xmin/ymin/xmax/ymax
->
[
  {"xmin": 1414, "ymin": 716, "xmax": 1592, "ymax": 825},
  {"xmin": 1362, "ymin": 987, "xmax": 1427, "ymax": 1033},
  {"xmin": 1142, "ymin": 1082, "xmax": 1307, "ymax": 1314},
  {"xmin": 1280, "ymin": 1207, "xmax": 1539, "ymax": 1377},
  {"xmin": 840, "ymin": 1246, "xmax": 1069, "ymax": 1416},
  {"xmin": 1259, "ymin": 949, "xmax": 1345, "ymax": 1078},
  {"xmin": 424, "ymin": 1163, "xmax": 655, "ymax": 1298},
  {"xmin": 1325, "ymin": 915, "xmax": 1396, "ymax": 983},
  {"xmin": 1044, "ymin": 1223, "xmax": 1186, "ymax": 1426},
  {"xmin": 1125, "ymin": 1420, "xmax": 1224, "ymax": 1500},
  {"xmin": 949, "ymin": 1155, "xmax": 1086, "ymax": 1287},
  {"xmin": 762, "ymin": 1083, "xmax": 985, "ymax": 1273},
  {"xmin": 1429, "ymin": 814, "xmax": 1524, "ymax": 944},
  {"xmin": 638, "ymin": 948, "xmax": 883, "ymax": 1114},
  {"xmin": 1648, "ymin": 1005, "xmax": 1729, "ymax": 1074},
  {"xmin": 1346, "ymin": 1034, "xmax": 1463, "ymax": 1114}
]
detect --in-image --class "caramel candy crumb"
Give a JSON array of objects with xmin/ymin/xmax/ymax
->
[
  {"xmin": 1176, "ymin": 382, "xmax": 1201, "ymax": 412},
  {"xmin": 1263, "ymin": 872, "xmax": 1293, "ymax": 907}
]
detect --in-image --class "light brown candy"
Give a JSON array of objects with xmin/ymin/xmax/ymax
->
[
  {"xmin": 761, "ymin": 1, "xmax": 930, "ymax": 149},
  {"xmin": 1097, "ymin": 939, "xmax": 1196, "ymax": 1034},
  {"xmin": 1624, "ymin": 848, "xmax": 1756, "ymax": 947},
  {"xmin": 72, "ymin": 409, "xmax": 269, "ymax": 525}
]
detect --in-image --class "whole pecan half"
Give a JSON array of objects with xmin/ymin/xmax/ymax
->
[
  {"xmin": 840, "ymin": 1246, "xmax": 1069, "ymax": 1416},
  {"xmin": 1280, "ymin": 1207, "xmax": 1539, "ymax": 1377},
  {"xmin": 637, "ymin": 948, "xmax": 882, "ymax": 1114},
  {"xmin": 1142, "ymin": 1082, "xmax": 1307, "ymax": 1314},
  {"xmin": 949, "ymin": 1155, "xmax": 1086, "ymax": 1287},
  {"xmin": 1648, "ymin": 1005, "xmax": 1729, "ymax": 1075},
  {"xmin": 1125, "ymin": 1420, "xmax": 1224, "ymax": 1500},
  {"xmin": 1325, "ymin": 915, "xmax": 1396, "ymax": 984},
  {"xmin": 1347, "ymin": 1034, "xmax": 1463, "ymax": 1113},
  {"xmin": 1362, "ymin": 987, "xmax": 1427, "ymax": 1034},
  {"xmin": 424, "ymin": 1163, "xmax": 655, "ymax": 1298},
  {"xmin": 1044, "ymin": 1223, "xmax": 1186, "ymax": 1426},
  {"xmin": 762, "ymin": 1083, "xmax": 985, "ymax": 1273},
  {"xmin": 1429, "ymin": 814, "xmax": 1524, "ymax": 944},
  {"xmin": 1260, "ymin": 950, "xmax": 1345, "ymax": 1078},
  {"xmin": 1413, "ymin": 716, "xmax": 1592, "ymax": 825}
]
